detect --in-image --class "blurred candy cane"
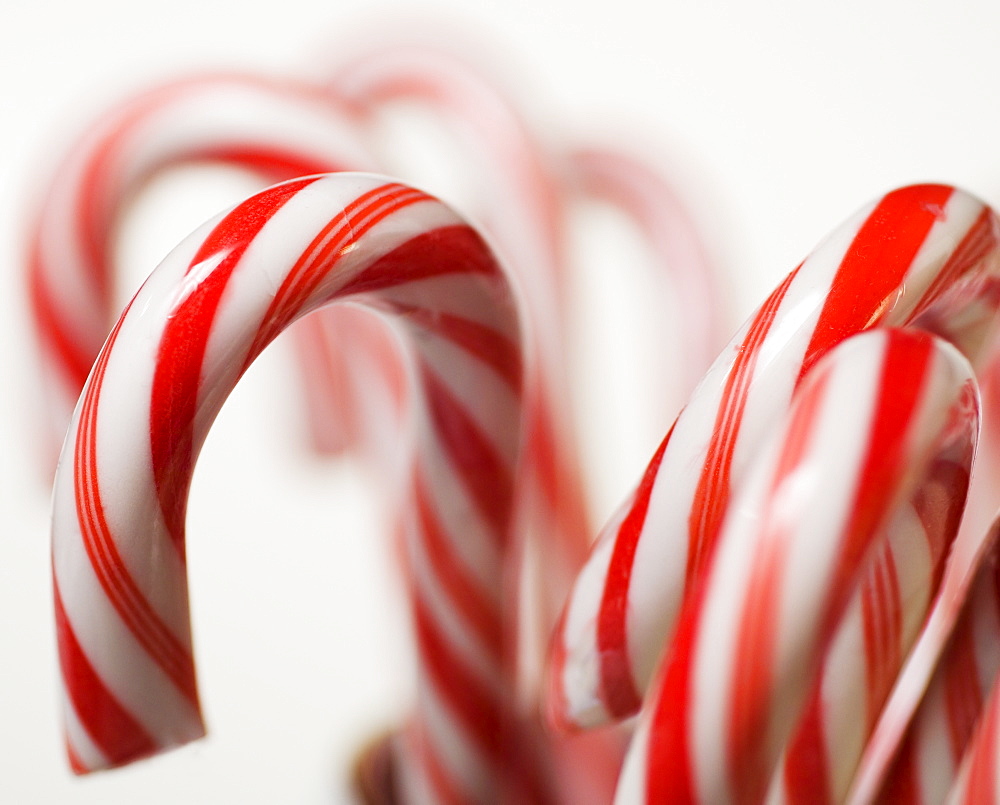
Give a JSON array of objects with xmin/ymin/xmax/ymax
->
[
  {"xmin": 564, "ymin": 146, "xmax": 723, "ymax": 398},
  {"xmin": 615, "ymin": 327, "xmax": 979, "ymax": 803},
  {"xmin": 51, "ymin": 173, "xmax": 547, "ymax": 803},
  {"xmin": 943, "ymin": 663, "xmax": 1000, "ymax": 803},
  {"xmin": 332, "ymin": 44, "xmax": 592, "ymax": 615},
  {"xmin": 332, "ymin": 44, "xmax": 726, "ymax": 638},
  {"xmin": 872, "ymin": 523, "xmax": 1000, "ymax": 803},
  {"xmin": 548, "ymin": 184, "xmax": 1000, "ymax": 731},
  {"xmin": 26, "ymin": 72, "xmax": 384, "ymax": 463}
]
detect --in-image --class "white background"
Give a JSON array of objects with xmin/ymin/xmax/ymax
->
[{"xmin": 4, "ymin": 1, "xmax": 1000, "ymax": 802}]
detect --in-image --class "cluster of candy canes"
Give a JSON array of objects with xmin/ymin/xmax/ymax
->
[
  {"xmin": 31, "ymin": 46, "xmax": 720, "ymax": 804},
  {"xmin": 34, "ymin": 32, "xmax": 1000, "ymax": 805},
  {"xmin": 548, "ymin": 183, "xmax": 1000, "ymax": 803}
]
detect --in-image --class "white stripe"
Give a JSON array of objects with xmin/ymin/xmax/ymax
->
[{"xmin": 557, "ymin": 501, "xmax": 624, "ymax": 727}]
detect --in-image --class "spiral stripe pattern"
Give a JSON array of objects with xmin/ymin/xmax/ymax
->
[{"xmin": 51, "ymin": 174, "xmax": 535, "ymax": 804}]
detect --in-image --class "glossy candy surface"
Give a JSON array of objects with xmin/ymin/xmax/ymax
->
[{"xmin": 51, "ymin": 174, "xmax": 541, "ymax": 803}]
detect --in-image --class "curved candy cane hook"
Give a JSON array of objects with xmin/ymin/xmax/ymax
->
[
  {"xmin": 51, "ymin": 174, "xmax": 544, "ymax": 803},
  {"xmin": 26, "ymin": 72, "xmax": 380, "ymax": 464}
]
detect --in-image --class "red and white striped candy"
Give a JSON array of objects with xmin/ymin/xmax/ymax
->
[
  {"xmin": 50, "ymin": 173, "xmax": 541, "ymax": 803},
  {"xmin": 874, "ymin": 523, "xmax": 1000, "ymax": 803},
  {"xmin": 765, "ymin": 448, "xmax": 970, "ymax": 804},
  {"xmin": 548, "ymin": 184, "xmax": 1000, "ymax": 731},
  {"xmin": 27, "ymin": 72, "xmax": 379, "ymax": 462},
  {"xmin": 332, "ymin": 45, "xmax": 593, "ymax": 615},
  {"xmin": 614, "ymin": 327, "xmax": 979, "ymax": 803},
  {"xmin": 334, "ymin": 47, "xmax": 726, "ymax": 655},
  {"xmin": 943, "ymin": 663, "xmax": 1000, "ymax": 803}
]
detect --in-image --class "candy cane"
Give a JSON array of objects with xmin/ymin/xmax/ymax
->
[
  {"xmin": 333, "ymin": 45, "xmax": 727, "ymax": 643},
  {"xmin": 51, "ymin": 173, "xmax": 546, "ymax": 803},
  {"xmin": 548, "ymin": 184, "xmax": 1000, "ymax": 731},
  {"xmin": 943, "ymin": 667, "xmax": 1000, "ymax": 803},
  {"xmin": 26, "ymin": 72, "xmax": 381, "ymax": 463},
  {"xmin": 615, "ymin": 326, "xmax": 979, "ymax": 803},
  {"xmin": 564, "ymin": 146, "xmax": 723, "ymax": 399},
  {"xmin": 872, "ymin": 522, "xmax": 1000, "ymax": 803},
  {"xmin": 332, "ymin": 43, "xmax": 593, "ymax": 610},
  {"xmin": 764, "ymin": 448, "xmax": 971, "ymax": 805}
]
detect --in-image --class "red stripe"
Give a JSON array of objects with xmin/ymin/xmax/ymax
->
[
  {"xmin": 188, "ymin": 144, "xmax": 350, "ymax": 181},
  {"xmin": 65, "ymin": 738, "xmax": 88, "ymax": 775},
  {"xmin": 878, "ymin": 741, "xmax": 922, "ymax": 804},
  {"xmin": 726, "ymin": 351, "xmax": 834, "ymax": 804},
  {"xmin": 392, "ymin": 305, "xmax": 522, "ymax": 392},
  {"xmin": 414, "ymin": 472, "xmax": 503, "ymax": 665},
  {"xmin": 417, "ymin": 365, "xmax": 516, "ymax": 538},
  {"xmin": 644, "ymin": 584, "xmax": 703, "ymax": 803},
  {"xmin": 914, "ymin": 457, "xmax": 972, "ymax": 595},
  {"xmin": 824, "ymin": 333, "xmax": 936, "ymax": 627},
  {"xmin": 247, "ymin": 184, "xmax": 429, "ymax": 359},
  {"xmin": 797, "ymin": 184, "xmax": 954, "ymax": 383},
  {"xmin": 687, "ymin": 266, "xmax": 798, "ymax": 585},
  {"xmin": 149, "ymin": 176, "xmax": 318, "ymax": 554},
  {"xmin": 595, "ymin": 430, "xmax": 672, "ymax": 719},
  {"xmin": 27, "ymin": 235, "xmax": 97, "ymax": 392},
  {"xmin": 783, "ymin": 686, "xmax": 832, "ymax": 805},
  {"xmin": 909, "ymin": 207, "xmax": 999, "ymax": 324},
  {"xmin": 337, "ymin": 225, "xmax": 504, "ymax": 298},
  {"xmin": 864, "ymin": 543, "xmax": 902, "ymax": 729},
  {"xmin": 411, "ymin": 593, "xmax": 505, "ymax": 765},
  {"xmin": 54, "ymin": 577, "xmax": 158, "ymax": 769},
  {"xmin": 944, "ymin": 610, "xmax": 985, "ymax": 761}
]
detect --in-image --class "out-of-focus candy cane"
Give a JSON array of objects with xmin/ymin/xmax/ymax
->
[
  {"xmin": 871, "ymin": 523, "xmax": 1000, "ymax": 803},
  {"xmin": 614, "ymin": 327, "xmax": 979, "ymax": 803},
  {"xmin": 564, "ymin": 146, "xmax": 723, "ymax": 398},
  {"xmin": 331, "ymin": 43, "xmax": 726, "ymax": 647},
  {"xmin": 548, "ymin": 184, "xmax": 1000, "ymax": 731},
  {"xmin": 943, "ymin": 665, "xmax": 1000, "ymax": 803},
  {"xmin": 50, "ymin": 173, "xmax": 547, "ymax": 803},
  {"xmin": 26, "ymin": 72, "xmax": 381, "ymax": 463}
]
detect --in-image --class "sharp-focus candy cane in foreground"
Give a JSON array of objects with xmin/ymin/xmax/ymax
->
[
  {"xmin": 26, "ymin": 72, "xmax": 383, "ymax": 463},
  {"xmin": 614, "ymin": 327, "xmax": 979, "ymax": 803},
  {"xmin": 764, "ymin": 443, "xmax": 971, "ymax": 805},
  {"xmin": 874, "ymin": 522, "xmax": 1000, "ymax": 803},
  {"xmin": 548, "ymin": 184, "xmax": 1000, "ymax": 731},
  {"xmin": 51, "ymin": 173, "xmax": 548, "ymax": 803}
]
